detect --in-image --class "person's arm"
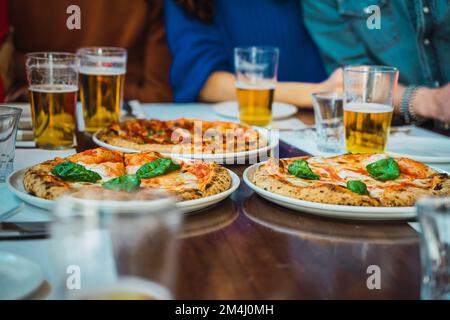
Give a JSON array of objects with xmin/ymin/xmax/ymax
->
[
  {"xmin": 164, "ymin": 0, "xmax": 230, "ymax": 102},
  {"xmin": 409, "ymin": 84, "xmax": 450, "ymax": 123},
  {"xmin": 125, "ymin": 0, "xmax": 172, "ymax": 102},
  {"xmin": 199, "ymin": 69, "xmax": 343, "ymax": 107}
]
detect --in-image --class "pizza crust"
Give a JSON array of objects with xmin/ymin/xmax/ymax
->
[
  {"xmin": 23, "ymin": 159, "xmax": 73, "ymax": 200},
  {"xmin": 252, "ymin": 156, "xmax": 450, "ymax": 207},
  {"xmin": 23, "ymin": 149, "xmax": 233, "ymax": 202},
  {"xmin": 97, "ymin": 119, "xmax": 267, "ymax": 154},
  {"xmin": 252, "ymin": 164, "xmax": 380, "ymax": 206},
  {"xmin": 177, "ymin": 165, "xmax": 232, "ymax": 200}
]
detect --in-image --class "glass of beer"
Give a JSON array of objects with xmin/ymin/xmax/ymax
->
[
  {"xmin": 234, "ymin": 46, "xmax": 279, "ymax": 127},
  {"xmin": 77, "ymin": 47, "xmax": 127, "ymax": 133},
  {"xmin": 26, "ymin": 52, "xmax": 79, "ymax": 149},
  {"xmin": 343, "ymin": 65, "xmax": 399, "ymax": 154}
]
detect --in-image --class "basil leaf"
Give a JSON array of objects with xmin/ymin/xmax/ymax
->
[
  {"xmin": 102, "ymin": 174, "xmax": 141, "ymax": 192},
  {"xmin": 136, "ymin": 158, "xmax": 181, "ymax": 179},
  {"xmin": 366, "ymin": 158, "xmax": 400, "ymax": 181},
  {"xmin": 51, "ymin": 161, "xmax": 101, "ymax": 183},
  {"xmin": 288, "ymin": 160, "xmax": 320, "ymax": 180},
  {"xmin": 347, "ymin": 180, "xmax": 369, "ymax": 195}
]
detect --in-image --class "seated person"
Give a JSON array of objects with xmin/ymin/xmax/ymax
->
[
  {"xmin": 302, "ymin": 0, "xmax": 450, "ymax": 124},
  {"xmin": 0, "ymin": 0, "xmax": 13, "ymax": 102},
  {"xmin": 7, "ymin": 0, "xmax": 172, "ymax": 102},
  {"xmin": 165, "ymin": 0, "xmax": 343, "ymax": 107}
]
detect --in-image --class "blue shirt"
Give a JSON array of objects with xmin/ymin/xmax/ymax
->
[
  {"xmin": 302, "ymin": 0, "xmax": 450, "ymax": 87},
  {"xmin": 165, "ymin": 0, "xmax": 327, "ymax": 102}
]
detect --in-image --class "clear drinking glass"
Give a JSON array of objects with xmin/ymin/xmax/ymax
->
[
  {"xmin": 77, "ymin": 47, "xmax": 127, "ymax": 134},
  {"xmin": 51, "ymin": 189, "xmax": 182, "ymax": 300},
  {"xmin": 25, "ymin": 52, "xmax": 79, "ymax": 150},
  {"xmin": 234, "ymin": 46, "xmax": 279, "ymax": 127},
  {"xmin": 417, "ymin": 197, "xmax": 450, "ymax": 300},
  {"xmin": 0, "ymin": 106, "xmax": 22, "ymax": 182},
  {"xmin": 311, "ymin": 92, "xmax": 344, "ymax": 153},
  {"xmin": 343, "ymin": 65, "xmax": 398, "ymax": 154}
]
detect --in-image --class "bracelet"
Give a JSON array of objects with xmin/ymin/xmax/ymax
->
[{"xmin": 400, "ymin": 85, "xmax": 425, "ymax": 124}]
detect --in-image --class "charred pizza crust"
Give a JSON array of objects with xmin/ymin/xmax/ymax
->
[
  {"xmin": 23, "ymin": 158, "xmax": 73, "ymax": 200},
  {"xmin": 23, "ymin": 149, "xmax": 232, "ymax": 201},
  {"xmin": 176, "ymin": 164, "xmax": 232, "ymax": 200},
  {"xmin": 252, "ymin": 155, "xmax": 450, "ymax": 207}
]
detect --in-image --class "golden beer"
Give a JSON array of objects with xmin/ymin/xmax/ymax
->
[
  {"xmin": 236, "ymin": 84, "xmax": 274, "ymax": 126},
  {"xmin": 29, "ymin": 85, "xmax": 77, "ymax": 149},
  {"xmin": 79, "ymin": 70, "xmax": 125, "ymax": 133},
  {"xmin": 344, "ymin": 102, "xmax": 393, "ymax": 153}
]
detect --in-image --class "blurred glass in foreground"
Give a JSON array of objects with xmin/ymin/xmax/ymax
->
[
  {"xmin": 26, "ymin": 52, "xmax": 78, "ymax": 150},
  {"xmin": 51, "ymin": 188, "xmax": 182, "ymax": 300},
  {"xmin": 77, "ymin": 47, "xmax": 127, "ymax": 134},
  {"xmin": 311, "ymin": 92, "xmax": 344, "ymax": 153},
  {"xmin": 0, "ymin": 106, "xmax": 21, "ymax": 182},
  {"xmin": 343, "ymin": 65, "xmax": 398, "ymax": 154},
  {"xmin": 234, "ymin": 46, "xmax": 279, "ymax": 127},
  {"xmin": 417, "ymin": 197, "xmax": 450, "ymax": 300}
]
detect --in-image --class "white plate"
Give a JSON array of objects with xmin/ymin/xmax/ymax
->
[
  {"xmin": 387, "ymin": 136, "xmax": 450, "ymax": 163},
  {"xmin": 93, "ymin": 128, "xmax": 278, "ymax": 164},
  {"xmin": 213, "ymin": 101, "xmax": 297, "ymax": 120},
  {"xmin": 0, "ymin": 251, "xmax": 44, "ymax": 300},
  {"xmin": 7, "ymin": 168, "xmax": 240, "ymax": 214},
  {"xmin": 243, "ymin": 162, "xmax": 417, "ymax": 221}
]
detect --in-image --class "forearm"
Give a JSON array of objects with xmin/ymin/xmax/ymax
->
[
  {"xmin": 199, "ymin": 71, "xmax": 326, "ymax": 107},
  {"xmin": 275, "ymin": 82, "xmax": 325, "ymax": 108},
  {"xmin": 198, "ymin": 71, "xmax": 236, "ymax": 102}
]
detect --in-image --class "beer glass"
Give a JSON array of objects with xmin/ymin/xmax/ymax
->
[
  {"xmin": 77, "ymin": 47, "xmax": 127, "ymax": 133},
  {"xmin": 234, "ymin": 47, "xmax": 279, "ymax": 127},
  {"xmin": 343, "ymin": 65, "xmax": 398, "ymax": 154},
  {"xmin": 417, "ymin": 197, "xmax": 450, "ymax": 300},
  {"xmin": 26, "ymin": 52, "xmax": 78, "ymax": 149}
]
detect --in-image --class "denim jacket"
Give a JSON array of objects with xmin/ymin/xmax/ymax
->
[{"xmin": 302, "ymin": 0, "xmax": 450, "ymax": 87}]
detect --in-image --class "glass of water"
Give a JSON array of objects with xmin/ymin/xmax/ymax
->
[
  {"xmin": 417, "ymin": 197, "xmax": 450, "ymax": 300},
  {"xmin": 51, "ymin": 188, "xmax": 182, "ymax": 300},
  {"xmin": 0, "ymin": 106, "xmax": 22, "ymax": 182},
  {"xmin": 311, "ymin": 92, "xmax": 344, "ymax": 153}
]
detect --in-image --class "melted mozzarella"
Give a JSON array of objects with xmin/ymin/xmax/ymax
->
[
  {"xmin": 126, "ymin": 165, "xmax": 141, "ymax": 175},
  {"xmin": 78, "ymin": 162, "xmax": 120, "ymax": 181}
]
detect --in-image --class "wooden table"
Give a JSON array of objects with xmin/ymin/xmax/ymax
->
[{"xmin": 75, "ymin": 110, "xmax": 421, "ymax": 299}]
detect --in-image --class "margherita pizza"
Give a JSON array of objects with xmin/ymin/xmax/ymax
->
[
  {"xmin": 252, "ymin": 154, "xmax": 450, "ymax": 207},
  {"xmin": 96, "ymin": 118, "xmax": 266, "ymax": 153},
  {"xmin": 23, "ymin": 147, "xmax": 232, "ymax": 201}
]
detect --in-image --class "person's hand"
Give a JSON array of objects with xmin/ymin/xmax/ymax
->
[
  {"xmin": 320, "ymin": 68, "xmax": 343, "ymax": 93},
  {"xmin": 413, "ymin": 84, "xmax": 450, "ymax": 123}
]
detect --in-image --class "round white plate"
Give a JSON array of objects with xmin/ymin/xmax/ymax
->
[
  {"xmin": 213, "ymin": 101, "xmax": 297, "ymax": 120},
  {"xmin": 0, "ymin": 251, "xmax": 44, "ymax": 300},
  {"xmin": 387, "ymin": 136, "xmax": 450, "ymax": 163},
  {"xmin": 243, "ymin": 162, "xmax": 417, "ymax": 221},
  {"xmin": 93, "ymin": 128, "xmax": 278, "ymax": 164},
  {"xmin": 7, "ymin": 168, "xmax": 240, "ymax": 214}
]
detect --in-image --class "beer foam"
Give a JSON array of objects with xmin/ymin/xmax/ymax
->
[
  {"xmin": 235, "ymin": 82, "xmax": 275, "ymax": 90},
  {"xmin": 79, "ymin": 66, "xmax": 125, "ymax": 75},
  {"xmin": 344, "ymin": 102, "xmax": 393, "ymax": 113},
  {"xmin": 29, "ymin": 84, "xmax": 78, "ymax": 92}
]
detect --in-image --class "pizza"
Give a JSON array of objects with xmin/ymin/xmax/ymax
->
[
  {"xmin": 23, "ymin": 147, "xmax": 232, "ymax": 201},
  {"xmin": 252, "ymin": 154, "xmax": 450, "ymax": 207},
  {"xmin": 96, "ymin": 118, "xmax": 266, "ymax": 153}
]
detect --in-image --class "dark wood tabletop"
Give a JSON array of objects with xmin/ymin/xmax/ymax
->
[{"xmin": 79, "ymin": 110, "xmax": 421, "ymax": 300}]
